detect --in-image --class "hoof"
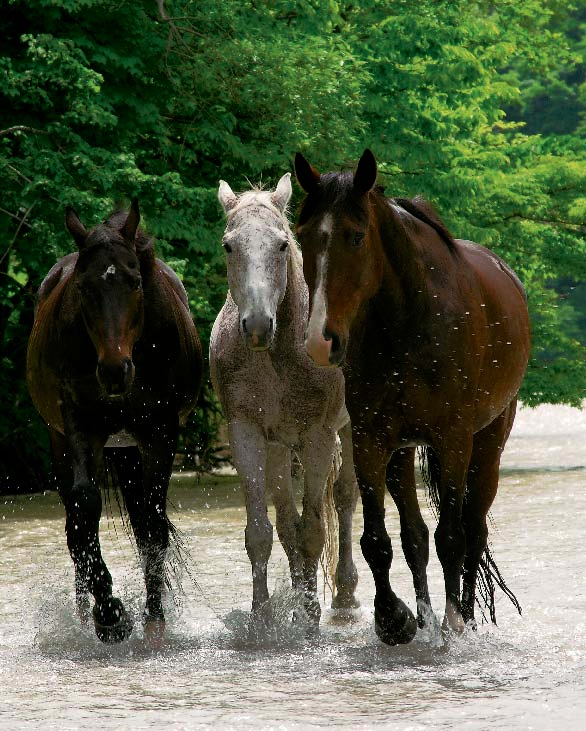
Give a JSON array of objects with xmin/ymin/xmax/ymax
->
[
  {"xmin": 332, "ymin": 592, "xmax": 361, "ymax": 610},
  {"xmin": 93, "ymin": 598, "xmax": 133, "ymax": 644},
  {"xmin": 76, "ymin": 593, "xmax": 91, "ymax": 626},
  {"xmin": 143, "ymin": 619, "xmax": 165, "ymax": 649},
  {"xmin": 374, "ymin": 596, "xmax": 417, "ymax": 646},
  {"xmin": 442, "ymin": 598, "xmax": 466, "ymax": 636},
  {"xmin": 248, "ymin": 603, "xmax": 276, "ymax": 642}
]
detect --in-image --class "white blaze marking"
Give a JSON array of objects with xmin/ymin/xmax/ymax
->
[
  {"xmin": 307, "ymin": 251, "xmax": 328, "ymax": 341},
  {"xmin": 320, "ymin": 213, "xmax": 333, "ymax": 238},
  {"xmin": 102, "ymin": 264, "xmax": 116, "ymax": 280}
]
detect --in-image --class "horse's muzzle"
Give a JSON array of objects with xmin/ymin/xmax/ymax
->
[
  {"xmin": 241, "ymin": 313, "xmax": 274, "ymax": 351},
  {"xmin": 97, "ymin": 357, "xmax": 135, "ymax": 396},
  {"xmin": 305, "ymin": 327, "xmax": 346, "ymax": 367}
]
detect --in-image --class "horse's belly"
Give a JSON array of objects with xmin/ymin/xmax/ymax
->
[{"xmin": 105, "ymin": 430, "xmax": 137, "ymax": 447}]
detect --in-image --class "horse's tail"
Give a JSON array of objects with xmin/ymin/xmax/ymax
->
[
  {"xmin": 321, "ymin": 435, "xmax": 342, "ymax": 601},
  {"xmin": 102, "ymin": 447, "xmax": 201, "ymax": 603},
  {"xmin": 417, "ymin": 446, "xmax": 521, "ymax": 624}
]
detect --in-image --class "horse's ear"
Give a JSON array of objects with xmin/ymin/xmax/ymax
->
[
  {"xmin": 294, "ymin": 152, "xmax": 320, "ymax": 194},
  {"xmin": 121, "ymin": 198, "xmax": 140, "ymax": 242},
  {"xmin": 65, "ymin": 206, "xmax": 88, "ymax": 249},
  {"xmin": 271, "ymin": 173, "xmax": 292, "ymax": 212},
  {"xmin": 353, "ymin": 149, "xmax": 377, "ymax": 194},
  {"xmin": 218, "ymin": 180, "xmax": 238, "ymax": 213}
]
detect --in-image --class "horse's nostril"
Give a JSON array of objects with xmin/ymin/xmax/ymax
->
[
  {"xmin": 323, "ymin": 328, "xmax": 338, "ymax": 349},
  {"xmin": 242, "ymin": 317, "xmax": 248, "ymax": 334}
]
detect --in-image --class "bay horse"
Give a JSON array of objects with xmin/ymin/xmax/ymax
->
[
  {"xmin": 210, "ymin": 174, "xmax": 359, "ymax": 636},
  {"xmin": 295, "ymin": 149, "xmax": 530, "ymax": 645},
  {"xmin": 27, "ymin": 200, "xmax": 202, "ymax": 644}
]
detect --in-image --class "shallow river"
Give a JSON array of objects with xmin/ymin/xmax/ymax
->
[{"xmin": 1, "ymin": 404, "xmax": 586, "ymax": 730}]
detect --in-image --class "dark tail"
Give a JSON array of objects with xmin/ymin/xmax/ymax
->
[
  {"xmin": 102, "ymin": 447, "xmax": 202, "ymax": 602},
  {"xmin": 417, "ymin": 446, "xmax": 521, "ymax": 623}
]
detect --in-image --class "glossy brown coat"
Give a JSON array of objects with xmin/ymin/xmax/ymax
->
[{"xmin": 295, "ymin": 149, "xmax": 530, "ymax": 645}]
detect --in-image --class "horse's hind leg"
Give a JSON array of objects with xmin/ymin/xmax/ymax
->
[
  {"xmin": 462, "ymin": 400, "xmax": 517, "ymax": 627},
  {"xmin": 386, "ymin": 447, "xmax": 435, "ymax": 630},
  {"xmin": 331, "ymin": 422, "xmax": 359, "ymax": 610},
  {"xmin": 229, "ymin": 420, "xmax": 274, "ymax": 631}
]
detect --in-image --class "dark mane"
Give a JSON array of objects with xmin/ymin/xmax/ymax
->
[
  {"xmin": 393, "ymin": 196, "xmax": 456, "ymax": 250},
  {"xmin": 298, "ymin": 173, "xmax": 457, "ymax": 253}
]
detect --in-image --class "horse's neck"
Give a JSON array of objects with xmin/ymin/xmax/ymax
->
[
  {"xmin": 377, "ymin": 199, "xmax": 432, "ymax": 317},
  {"xmin": 273, "ymin": 245, "xmax": 307, "ymax": 350}
]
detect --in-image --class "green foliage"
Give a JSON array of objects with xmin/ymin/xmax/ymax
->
[{"xmin": 1, "ymin": 0, "xmax": 585, "ymax": 491}]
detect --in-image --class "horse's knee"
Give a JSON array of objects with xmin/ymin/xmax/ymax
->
[
  {"xmin": 63, "ymin": 483, "xmax": 102, "ymax": 519},
  {"xmin": 299, "ymin": 514, "xmax": 325, "ymax": 562},
  {"xmin": 333, "ymin": 476, "xmax": 358, "ymax": 514},
  {"xmin": 361, "ymin": 529, "xmax": 393, "ymax": 572},
  {"xmin": 63, "ymin": 484, "xmax": 102, "ymax": 548},
  {"xmin": 245, "ymin": 518, "xmax": 273, "ymax": 564}
]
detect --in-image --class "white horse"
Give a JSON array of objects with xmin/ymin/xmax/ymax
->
[{"xmin": 210, "ymin": 174, "xmax": 359, "ymax": 634}]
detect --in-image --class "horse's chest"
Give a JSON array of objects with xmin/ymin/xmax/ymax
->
[{"xmin": 222, "ymin": 357, "xmax": 341, "ymax": 445}]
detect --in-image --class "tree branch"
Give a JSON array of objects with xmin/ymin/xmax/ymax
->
[{"xmin": 0, "ymin": 126, "xmax": 48, "ymax": 137}]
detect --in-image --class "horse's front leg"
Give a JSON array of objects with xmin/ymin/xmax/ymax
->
[
  {"xmin": 353, "ymin": 432, "xmax": 417, "ymax": 646},
  {"xmin": 57, "ymin": 410, "xmax": 132, "ymax": 643},
  {"xmin": 331, "ymin": 421, "xmax": 360, "ymax": 610},
  {"xmin": 385, "ymin": 447, "xmax": 436, "ymax": 630},
  {"xmin": 298, "ymin": 426, "xmax": 338, "ymax": 629},
  {"xmin": 265, "ymin": 442, "xmax": 303, "ymax": 594},
  {"xmin": 137, "ymin": 422, "xmax": 178, "ymax": 645},
  {"xmin": 229, "ymin": 419, "xmax": 273, "ymax": 632}
]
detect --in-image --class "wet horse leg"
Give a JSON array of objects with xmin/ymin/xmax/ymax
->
[
  {"xmin": 461, "ymin": 401, "xmax": 517, "ymax": 626},
  {"xmin": 229, "ymin": 419, "xmax": 273, "ymax": 629},
  {"xmin": 331, "ymin": 422, "xmax": 359, "ymax": 610},
  {"xmin": 298, "ymin": 426, "xmax": 337, "ymax": 627},
  {"xmin": 49, "ymin": 428, "xmax": 92, "ymax": 623},
  {"xmin": 136, "ymin": 424, "xmax": 178, "ymax": 643},
  {"xmin": 385, "ymin": 447, "xmax": 435, "ymax": 629},
  {"xmin": 433, "ymin": 435, "xmax": 473, "ymax": 635},
  {"xmin": 266, "ymin": 443, "xmax": 303, "ymax": 595},
  {"xmin": 57, "ymin": 408, "xmax": 132, "ymax": 643},
  {"xmin": 353, "ymin": 433, "xmax": 417, "ymax": 645}
]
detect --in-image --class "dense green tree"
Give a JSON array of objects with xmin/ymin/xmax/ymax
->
[{"xmin": 1, "ymin": 0, "xmax": 585, "ymax": 492}]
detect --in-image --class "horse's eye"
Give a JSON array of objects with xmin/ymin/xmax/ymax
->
[
  {"xmin": 223, "ymin": 242, "xmax": 232, "ymax": 253},
  {"xmin": 352, "ymin": 232, "xmax": 365, "ymax": 248},
  {"xmin": 280, "ymin": 241, "xmax": 288, "ymax": 252}
]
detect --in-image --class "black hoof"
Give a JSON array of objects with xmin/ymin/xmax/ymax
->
[
  {"xmin": 374, "ymin": 596, "xmax": 417, "ymax": 646},
  {"xmin": 332, "ymin": 592, "xmax": 361, "ymax": 610},
  {"xmin": 93, "ymin": 597, "xmax": 133, "ymax": 644}
]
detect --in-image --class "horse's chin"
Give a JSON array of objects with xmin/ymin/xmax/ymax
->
[{"xmin": 242, "ymin": 333, "xmax": 273, "ymax": 352}]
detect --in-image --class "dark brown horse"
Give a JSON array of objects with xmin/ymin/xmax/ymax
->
[
  {"xmin": 27, "ymin": 200, "xmax": 202, "ymax": 644},
  {"xmin": 295, "ymin": 149, "xmax": 530, "ymax": 645}
]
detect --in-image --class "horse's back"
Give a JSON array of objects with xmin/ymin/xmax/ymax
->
[{"xmin": 456, "ymin": 239, "xmax": 527, "ymax": 305}]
